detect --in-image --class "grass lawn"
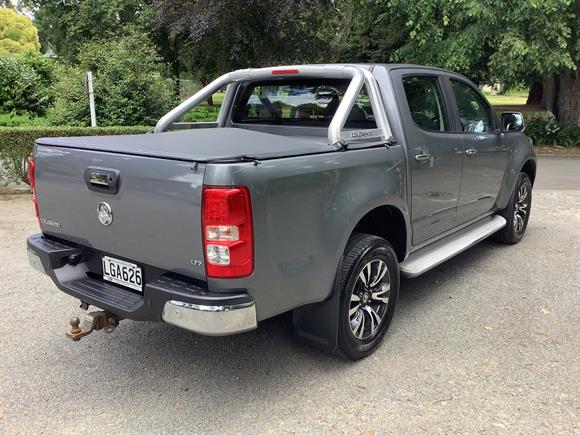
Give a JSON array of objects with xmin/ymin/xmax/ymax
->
[
  {"xmin": 0, "ymin": 113, "xmax": 49, "ymax": 127},
  {"xmin": 181, "ymin": 91, "xmax": 225, "ymax": 105},
  {"xmin": 178, "ymin": 91, "xmax": 225, "ymax": 122},
  {"xmin": 486, "ymin": 94, "xmax": 528, "ymax": 105},
  {"xmin": 483, "ymin": 89, "xmax": 528, "ymax": 106},
  {"xmin": 210, "ymin": 92, "xmax": 225, "ymax": 106}
]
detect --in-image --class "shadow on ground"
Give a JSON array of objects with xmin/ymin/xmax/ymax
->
[{"xmin": 41, "ymin": 239, "xmax": 499, "ymax": 394}]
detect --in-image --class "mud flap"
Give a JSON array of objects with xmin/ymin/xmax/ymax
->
[{"xmin": 291, "ymin": 258, "xmax": 343, "ymax": 353}]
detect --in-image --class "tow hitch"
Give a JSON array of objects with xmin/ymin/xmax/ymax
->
[{"xmin": 66, "ymin": 311, "xmax": 121, "ymax": 341}]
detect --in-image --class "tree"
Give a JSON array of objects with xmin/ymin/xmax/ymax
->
[
  {"xmin": 332, "ymin": 0, "xmax": 578, "ymax": 124},
  {"xmin": 478, "ymin": 0, "xmax": 577, "ymax": 124},
  {"xmin": 321, "ymin": 0, "xmax": 408, "ymax": 64},
  {"xmin": 21, "ymin": 0, "xmax": 151, "ymax": 61},
  {"xmin": 49, "ymin": 31, "xmax": 177, "ymax": 126},
  {"xmin": 22, "ymin": 0, "xmax": 182, "ymax": 95},
  {"xmin": 0, "ymin": 52, "xmax": 53, "ymax": 115},
  {"xmin": 152, "ymin": 0, "xmax": 330, "ymax": 84},
  {"xmin": 0, "ymin": 7, "xmax": 40, "ymax": 53}
]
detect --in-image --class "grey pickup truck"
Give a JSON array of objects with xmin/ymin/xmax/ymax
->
[{"xmin": 27, "ymin": 64, "xmax": 536, "ymax": 359}]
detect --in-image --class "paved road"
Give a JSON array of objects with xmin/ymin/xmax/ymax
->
[
  {"xmin": 534, "ymin": 155, "xmax": 580, "ymax": 190},
  {"xmin": 0, "ymin": 156, "xmax": 578, "ymax": 433}
]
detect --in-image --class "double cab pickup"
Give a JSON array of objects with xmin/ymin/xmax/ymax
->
[{"xmin": 27, "ymin": 64, "xmax": 536, "ymax": 358}]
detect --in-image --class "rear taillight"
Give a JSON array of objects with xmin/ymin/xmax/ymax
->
[
  {"xmin": 28, "ymin": 159, "xmax": 40, "ymax": 227},
  {"xmin": 202, "ymin": 186, "xmax": 253, "ymax": 278}
]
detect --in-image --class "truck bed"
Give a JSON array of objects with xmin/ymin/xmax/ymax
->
[
  {"xmin": 36, "ymin": 127, "xmax": 331, "ymax": 162},
  {"xmin": 32, "ymin": 126, "xmax": 334, "ymax": 284}
]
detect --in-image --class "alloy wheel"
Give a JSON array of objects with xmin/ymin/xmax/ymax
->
[
  {"xmin": 514, "ymin": 184, "xmax": 529, "ymax": 233},
  {"xmin": 348, "ymin": 259, "xmax": 391, "ymax": 340}
]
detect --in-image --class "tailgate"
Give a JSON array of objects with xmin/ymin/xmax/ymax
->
[{"xmin": 34, "ymin": 144, "xmax": 206, "ymax": 281}]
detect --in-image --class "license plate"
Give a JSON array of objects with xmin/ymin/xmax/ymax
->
[{"xmin": 102, "ymin": 256, "xmax": 143, "ymax": 292}]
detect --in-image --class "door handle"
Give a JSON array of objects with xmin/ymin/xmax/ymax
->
[
  {"xmin": 84, "ymin": 167, "xmax": 120, "ymax": 194},
  {"xmin": 465, "ymin": 148, "xmax": 478, "ymax": 157},
  {"xmin": 415, "ymin": 154, "xmax": 432, "ymax": 162}
]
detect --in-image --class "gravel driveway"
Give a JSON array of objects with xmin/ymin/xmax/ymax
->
[{"xmin": 0, "ymin": 157, "xmax": 578, "ymax": 433}]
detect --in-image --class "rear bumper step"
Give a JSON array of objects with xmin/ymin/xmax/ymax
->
[{"xmin": 26, "ymin": 234, "xmax": 257, "ymax": 336}]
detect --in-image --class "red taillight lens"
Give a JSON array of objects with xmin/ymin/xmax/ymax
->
[
  {"xmin": 202, "ymin": 186, "xmax": 253, "ymax": 278},
  {"xmin": 28, "ymin": 159, "xmax": 40, "ymax": 227}
]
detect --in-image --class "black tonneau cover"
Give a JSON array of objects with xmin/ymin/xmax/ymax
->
[{"xmin": 36, "ymin": 127, "xmax": 332, "ymax": 162}]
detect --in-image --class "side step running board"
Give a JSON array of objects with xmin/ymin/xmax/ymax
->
[{"xmin": 400, "ymin": 215, "xmax": 507, "ymax": 278}]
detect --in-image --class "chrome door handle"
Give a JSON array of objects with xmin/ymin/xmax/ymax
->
[
  {"xmin": 465, "ymin": 148, "xmax": 478, "ymax": 157},
  {"xmin": 415, "ymin": 154, "xmax": 432, "ymax": 162}
]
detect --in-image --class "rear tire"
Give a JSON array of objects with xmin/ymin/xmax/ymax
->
[
  {"xmin": 336, "ymin": 233, "xmax": 399, "ymax": 360},
  {"xmin": 493, "ymin": 172, "xmax": 532, "ymax": 244}
]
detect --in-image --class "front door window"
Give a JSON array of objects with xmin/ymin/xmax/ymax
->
[{"xmin": 450, "ymin": 80, "xmax": 494, "ymax": 133}]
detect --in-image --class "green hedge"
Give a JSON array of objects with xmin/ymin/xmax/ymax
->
[
  {"xmin": 0, "ymin": 126, "xmax": 152, "ymax": 186},
  {"xmin": 525, "ymin": 119, "xmax": 580, "ymax": 148}
]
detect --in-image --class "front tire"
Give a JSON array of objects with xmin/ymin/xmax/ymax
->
[
  {"xmin": 493, "ymin": 172, "xmax": 532, "ymax": 244},
  {"xmin": 337, "ymin": 233, "xmax": 399, "ymax": 359}
]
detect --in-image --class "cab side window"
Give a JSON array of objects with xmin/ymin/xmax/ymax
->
[
  {"xmin": 402, "ymin": 76, "xmax": 449, "ymax": 132},
  {"xmin": 450, "ymin": 80, "xmax": 494, "ymax": 133}
]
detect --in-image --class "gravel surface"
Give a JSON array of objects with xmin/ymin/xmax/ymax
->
[{"xmin": 1, "ymin": 158, "xmax": 579, "ymax": 433}]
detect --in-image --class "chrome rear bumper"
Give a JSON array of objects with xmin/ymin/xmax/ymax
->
[{"xmin": 162, "ymin": 300, "xmax": 257, "ymax": 336}]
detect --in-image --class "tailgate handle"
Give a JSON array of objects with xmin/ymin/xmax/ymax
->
[{"xmin": 84, "ymin": 167, "xmax": 120, "ymax": 194}]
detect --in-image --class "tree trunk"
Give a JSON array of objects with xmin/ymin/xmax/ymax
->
[
  {"xmin": 554, "ymin": 61, "xmax": 580, "ymax": 125},
  {"xmin": 201, "ymin": 78, "xmax": 214, "ymax": 106},
  {"xmin": 541, "ymin": 61, "xmax": 580, "ymax": 125},
  {"xmin": 170, "ymin": 38, "xmax": 181, "ymax": 98},
  {"xmin": 541, "ymin": 74, "xmax": 557, "ymax": 114},
  {"xmin": 526, "ymin": 80, "xmax": 543, "ymax": 105}
]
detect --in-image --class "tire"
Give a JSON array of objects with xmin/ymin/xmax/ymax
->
[
  {"xmin": 336, "ymin": 233, "xmax": 399, "ymax": 359},
  {"xmin": 493, "ymin": 172, "xmax": 532, "ymax": 244}
]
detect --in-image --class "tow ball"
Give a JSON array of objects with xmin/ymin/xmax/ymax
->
[{"xmin": 66, "ymin": 311, "xmax": 121, "ymax": 341}]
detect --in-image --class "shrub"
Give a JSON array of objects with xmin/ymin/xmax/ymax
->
[
  {"xmin": 0, "ymin": 126, "xmax": 151, "ymax": 185},
  {"xmin": 0, "ymin": 53, "xmax": 55, "ymax": 116},
  {"xmin": 49, "ymin": 32, "xmax": 177, "ymax": 127},
  {"xmin": 48, "ymin": 65, "xmax": 94, "ymax": 127},
  {"xmin": 525, "ymin": 112, "xmax": 580, "ymax": 147},
  {"xmin": 17, "ymin": 51, "xmax": 57, "ymax": 90}
]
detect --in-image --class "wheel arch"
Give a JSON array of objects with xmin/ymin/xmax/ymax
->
[
  {"xmin": 521, "ymin": 158, "xmax": 537, "ymax": 186},
  {"xmin": 347, "ymin": 204, "xmax": 408, "ymax": 262},
  {"xmin": 497, "ymin": 145, "xmax": 537, "ymax": 210}
]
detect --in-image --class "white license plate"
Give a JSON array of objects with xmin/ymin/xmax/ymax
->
[{"xmin": 102, "ymin": 256, "xmax": 143, "ymax": 292}]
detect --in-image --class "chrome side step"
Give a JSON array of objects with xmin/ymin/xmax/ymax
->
[{"xmin": 400, "ymin": 215, "xmax": 507, "ymax": 278}]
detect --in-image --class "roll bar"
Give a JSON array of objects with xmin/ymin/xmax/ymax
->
[{"xmin": 154, "ymin": 65, "xmax": 392, "ymax": 148}]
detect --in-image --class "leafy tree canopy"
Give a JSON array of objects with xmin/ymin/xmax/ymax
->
[
  {"xmin": 21, "ymin": 0, "xmax": 151, "ymax": 61},
  {"xmin": 0, "ymin": 7, "xmax": 40, "ymax": 53},
  {"xmin": 328, "ymin": 0, "xmax": 578, "ymax": 123},
  {"xmin": 331, "ymin": 0, "xmax": 576, "ymax": 86},
  {"xmin": 49, "ymin": 31, "xmax": 177, "ymax": 126},
  {"xmin": 152, "ymin": 0, "xmax": 330, "ymax": 82},
  {"xmin": 386, "ymin": 0, "xmax": 577, "ymax": 88}
]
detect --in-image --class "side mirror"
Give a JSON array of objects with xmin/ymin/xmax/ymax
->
[{"xmin": 501, "ymin": 112, "xmax": 525, "ymax": 133}]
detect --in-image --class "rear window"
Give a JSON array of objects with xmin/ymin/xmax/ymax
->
[{"xmin": 231, "ymin": 79, "xmax": 376, "ymax": 129}]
